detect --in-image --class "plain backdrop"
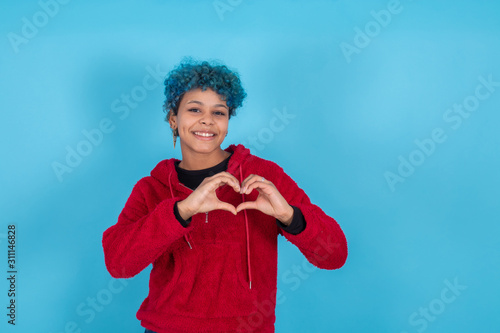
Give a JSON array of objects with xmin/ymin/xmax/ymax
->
[{"xmin": 1, "ymin": 0, "xmax": 499, "ymax": 332}]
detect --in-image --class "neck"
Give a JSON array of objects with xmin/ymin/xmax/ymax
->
[{"xmin": 178, "ymin": 148, "xmax": 230, "ymax": 171}]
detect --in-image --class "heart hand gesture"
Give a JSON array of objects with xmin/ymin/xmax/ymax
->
[
  {"xmin": 177, "ymin": 172, "xmax": 241, "ymax": 219},
  {"xmin": 177, "ymin": 172, "xmax": 293, "ymax": 225},
  {"xmin": 236, "ymin": 174, "xmax": 294, "ymax": 225}
]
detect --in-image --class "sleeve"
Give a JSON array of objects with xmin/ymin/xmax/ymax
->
[
  {"xmin": 273, "ymin": 164, "xmax": 348, "ymax": 270},
  {"xmin": 276, "ymin": 205, "xmax": 306, "ymax": 235},
  {"xmin": 174, "ymin": 201, "xmax": 192, "ymax": 228},
  {"xmin": 102, "ymin": 180, "xmax": 194, "ymax": 278}
]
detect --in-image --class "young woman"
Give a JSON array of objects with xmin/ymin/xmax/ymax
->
[{"xmin": 102, "ymin": 60, "xmax": 348, "ymax": 333}]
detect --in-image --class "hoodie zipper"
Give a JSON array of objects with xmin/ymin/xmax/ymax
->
[
  {"xmin": 178, "ymin": 182, "xmax": 209, "ymax": 223},
  {"xmin": 178, "ymin": 182, "xmax": 193, "ymax": 192}
]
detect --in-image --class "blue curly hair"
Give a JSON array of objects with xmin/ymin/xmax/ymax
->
[{"xmin": 163, "ymin": 59, "xmax": 246, "ymax": 127}]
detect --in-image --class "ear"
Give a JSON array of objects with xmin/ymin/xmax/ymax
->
[{"xmin": 168, "ymin": 110, "xmax": 177, "ymax": 129}]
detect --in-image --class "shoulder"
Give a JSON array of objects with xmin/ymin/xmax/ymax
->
[
  {"xmin": 243, "ymin": 152, "xmax": 283, "ymax": 173},
  {"xmin": 240, "ymin": 150, "xmax": 303, "ymax": 194},
  {"xmin": 242, "ymin": 152, "xmax": 289, "ymax": 185},
  {"xmin": 131, "ymin": 158, "xmax": 176, "ymax": 194}
]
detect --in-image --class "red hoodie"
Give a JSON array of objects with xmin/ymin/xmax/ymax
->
[{"xmin": 102, "ymin": 144, "xmax": 347, "ymax": 333}]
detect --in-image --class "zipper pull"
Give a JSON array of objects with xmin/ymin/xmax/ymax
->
[{"xmin": 205, "ymin": 212, "xmax": 208, "ymax": 223}]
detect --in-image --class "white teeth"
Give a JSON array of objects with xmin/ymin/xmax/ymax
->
[{"xmin": 194, "ymin": 132, "xmax": 215, "ymax": 137}]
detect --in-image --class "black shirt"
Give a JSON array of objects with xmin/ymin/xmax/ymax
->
[{"xmin": 173, "ymin": 152, "xmax": 306, "ymax": 235}]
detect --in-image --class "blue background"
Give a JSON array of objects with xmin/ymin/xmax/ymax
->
[{"xmin": 1, "ymin": 0, "xmax": 499, "ymax": 332}]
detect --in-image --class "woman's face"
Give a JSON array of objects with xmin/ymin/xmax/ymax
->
[{"xmin": 170, "ymin": 88, "xmax": 229, "ymax": 155}]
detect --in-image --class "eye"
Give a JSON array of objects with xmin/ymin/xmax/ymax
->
[
  {"xmin": 214, "ymin": 111, "xmax": 226, "ymax": 116},
  {"xmin": 188, "ymin": 108, "xmax": 200, "ymax": 113}
]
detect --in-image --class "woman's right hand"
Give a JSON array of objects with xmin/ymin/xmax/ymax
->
[{"xmin": 177, "ymin": 172, "xmax": 241, "ymax": 220}]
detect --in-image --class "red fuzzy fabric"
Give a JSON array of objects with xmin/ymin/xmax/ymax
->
[{"xmin": 102, "ymin": 144, "xmax": 347, "ymax": 332}]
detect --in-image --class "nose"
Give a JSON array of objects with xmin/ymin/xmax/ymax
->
[{"xmin": 200, "ymin": 113, "xmax": 214, "ymax": 125}]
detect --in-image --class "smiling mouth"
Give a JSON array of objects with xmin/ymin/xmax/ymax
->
[{"xmin": 193, "ymin": 131, "xmax": 216, "ymax": 140}]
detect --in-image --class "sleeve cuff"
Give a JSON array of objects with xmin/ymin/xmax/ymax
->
[
  {"xmin": 276, "ymin": 205, "xmax": 306, "ymax": 235},
  {"xmin": 174, "ymin": 201, "xmax": 192, "ymax": 228}
]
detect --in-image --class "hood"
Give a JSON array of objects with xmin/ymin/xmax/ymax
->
[{"xmin": 150, "ymin": 144, "xmax": 254, "ymax": 289}]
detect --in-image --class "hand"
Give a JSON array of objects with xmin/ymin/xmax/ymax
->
[
  {"xmin": 236, "ymin": 174, "xmax": 294, "ymax": 225},
  {"xmin": 177, "ymin": 172, "xmax": 241, "ymax": 219}
]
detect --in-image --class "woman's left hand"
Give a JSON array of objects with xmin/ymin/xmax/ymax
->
[{"xmin": 235, "ymin": 174, "xmax": 294, "ymax": 225}]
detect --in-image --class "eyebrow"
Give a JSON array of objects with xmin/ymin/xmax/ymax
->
[{"xmin": 186, "ymin": 100, "xmax": 229, "ymax": 110}]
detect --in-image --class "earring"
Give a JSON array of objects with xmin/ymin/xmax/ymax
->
[{"xmin": 173, "ymin": 128, "xmax": 178, "ymax": 148}]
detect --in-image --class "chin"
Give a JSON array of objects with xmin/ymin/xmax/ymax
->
[{"xmin": 186, "ymin": 142, "xmax": 222, "ymax": 152}]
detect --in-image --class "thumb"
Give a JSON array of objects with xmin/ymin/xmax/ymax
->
[
  {"xmin": 236, "ymin": 201, "xmax": 257, "ymax": 213},
  {"xmin": 217, "ymin": 202, "xmax": 237, "ymax": 215}
]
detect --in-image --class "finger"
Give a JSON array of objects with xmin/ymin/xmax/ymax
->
[
  {"xmin": 241, "ymin": 177, "xmax": 271, "ymax": 194},
  {"xmin": 207, "ymin": 173, "xmax": 241, "ymax": 193},
  {"xmin": 240, "ymin": 174, "xmax": 256, "ymax": 190},
  {"xmin": 240, "ymin": 174, "xmax": 262, "ymax": 193},
  {"xmin": 216, "ymin": 172, "xmax": 242, "ymax": 192}
]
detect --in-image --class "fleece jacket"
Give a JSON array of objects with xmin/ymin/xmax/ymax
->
[{"xmin": 102, "ymin": 143, "xmax": 348, "ymax": 333}]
